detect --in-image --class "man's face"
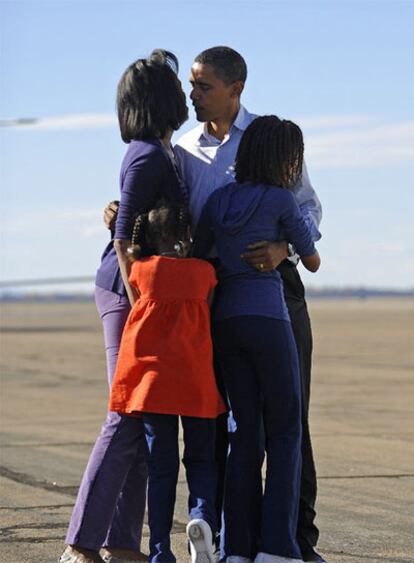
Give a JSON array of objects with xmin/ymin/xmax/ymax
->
[{"xmin": 189, "ymin": 62, "xmax": 239, "ymax": 123}]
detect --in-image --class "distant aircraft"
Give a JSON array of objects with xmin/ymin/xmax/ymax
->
[
  {"xmin": 0, "ymin": 118, "xmax": 39, "ymax": 127},
  {"xmin": 0, "ymin": 114, "xmax": 116, "ymax": 129}
]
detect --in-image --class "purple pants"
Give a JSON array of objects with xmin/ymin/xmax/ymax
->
[{"xmin": 65, "ymin": 286, "xmax": 148, "ymax": 551}]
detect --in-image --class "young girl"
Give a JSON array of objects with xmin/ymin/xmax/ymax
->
[
  {"xmin": 109, "ymin": 202, "xmax": 226, "ymax": 563},
  {"xmin": 193, "ymin": 116, "xmax": 321, "ymax": 563}
]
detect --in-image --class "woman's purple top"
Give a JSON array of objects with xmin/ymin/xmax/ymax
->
[{"xmin": 95, "ymin": 139, "xmax": 186, "ymax": 296}]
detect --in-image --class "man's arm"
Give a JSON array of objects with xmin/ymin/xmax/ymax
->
[
  {"xmin": 191, "ymin": 199, "xmax": 215, "ymax": 259},
  {"xmin": 241, "ymin": 240, "xmax": 288, "ymax": 272},
  {"xmin": 243, "ymin": 160, "xmax": 322, "ymax": 272}
]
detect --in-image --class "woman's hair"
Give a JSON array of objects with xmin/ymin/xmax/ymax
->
[
  {"xmin": 128, "ymin": 200, "xmax": 191, "ymax": 260},
  {"xmin": 117, "ymin": 49, "xmax": 188, "ymax": 143},
  {"xmin": 235, "ymin": 115, "xmax": 304, "ymax": 189}
]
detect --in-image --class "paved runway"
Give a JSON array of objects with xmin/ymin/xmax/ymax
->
[{"xmin": 1, "ymin": 299, "xmax": 413, "ymax": 563}]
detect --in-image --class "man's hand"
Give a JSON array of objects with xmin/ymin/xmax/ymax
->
[
  {"xmin": 241, "ymin": 240, "xmax": 288, "ymax": 272},
  {"xmin": 103, "ymin": 200, "xmax": 120, "ymax": 231}
]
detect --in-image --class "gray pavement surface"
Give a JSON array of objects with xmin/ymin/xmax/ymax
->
[{"xmin": 1, "ymin": 299, "xmax": 413, "ymax": 563}]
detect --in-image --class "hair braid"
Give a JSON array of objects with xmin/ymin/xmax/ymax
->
[
  {"xmin": 235, "ymin": 115, "xmax": 304, "ymax": 190},
  {"xmin": 177, "ymin": 205, "xmax": 191, "ymax": 242},
  {"xmin": 127, "ymin": 212, "xmax": 148, "ymax": 260}
]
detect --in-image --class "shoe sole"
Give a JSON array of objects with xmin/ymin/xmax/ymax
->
[{"xmin": 187, "ymin": 522, "xmax": 215, "ymax": 563}]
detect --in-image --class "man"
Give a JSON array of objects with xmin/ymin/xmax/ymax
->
[{"xmin": 174, "ymin": 46, "xmax": 324, "ymax": 563}]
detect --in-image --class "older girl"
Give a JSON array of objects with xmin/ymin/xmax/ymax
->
[{"xmin": 193, "ymin": 116, "xmax": 320, "ymax": 563}]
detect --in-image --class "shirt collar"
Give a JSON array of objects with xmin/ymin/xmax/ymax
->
[
  {"xmin": 232, "ymin": 105, "xmax": 251, "ymax": 132},
  {"xmin": 198, "ymin": 104, "xmax": 251, "ymax": 144}
]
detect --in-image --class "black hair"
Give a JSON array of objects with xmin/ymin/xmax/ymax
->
[
  {"xmin": 194, "ymin": 46, "xmax": 247, "ymax": 85},
  {"xmin": 128, "ymin": 200, "xmax": 191, "ymax": 260},
  {"xmin": 117, "ymin": 49, "xmax": 188, "ymax": 143},
  {"xmin": 235, "ymin": 116, "xmax": 304, "ymax": 189}
]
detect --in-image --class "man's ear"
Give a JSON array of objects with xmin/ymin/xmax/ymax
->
[{"xmin": 231, "ymin": 80, "xmax": 245, "ymax": 98}]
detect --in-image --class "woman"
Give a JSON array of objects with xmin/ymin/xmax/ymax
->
[
  {"xmin": 193, "ymin": 116, "xmax": 320, "ymax": 563},
  {"xmin": 60, "ymin": 49, "xmax": 188, "ymax": 563}
]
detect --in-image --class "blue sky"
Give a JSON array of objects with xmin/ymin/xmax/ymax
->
[{"xmin": 1, "ymin": 0, "xmax": 413, "ymax": 291}]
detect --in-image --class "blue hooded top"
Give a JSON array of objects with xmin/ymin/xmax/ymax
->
[{"xmin": 192, "ymin": 181, "xmax": 316, "ymax": 322}]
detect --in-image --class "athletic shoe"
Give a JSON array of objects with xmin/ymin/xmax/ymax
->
[
  {"xmin": 303, "ymin": 554, "xmax": 326, "ymax": 563},
  {"xmin": 100, "ymin": 548, "xmax": 148, "ymax": 562},
  {"xmin": 254, "ymin": 553, "xmax": 304, "ymax": 563},
  {"xmin": 186, "ymin": 518, "xmax": 216, "ymax": 563}
]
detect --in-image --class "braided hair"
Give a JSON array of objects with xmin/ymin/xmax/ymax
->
[
  {"xmin": 127, "ymin": 200, "xmax": 191, "ymax": 261},
  {"xmin": 127, "ymin": 212, "xmax": 149, "ymax": 260},
  {"xmin": 235, "ymin": 115, "xmax": 304, "ymax": 190}
]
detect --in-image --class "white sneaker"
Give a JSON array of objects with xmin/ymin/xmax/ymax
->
[
  {"xmin": 186, "ymin": 519, "xmax": 215, "ymax": 563},
  {"xmin": 100, "ymin": 549, "xmax": 148, "ymax": 562},
  {"xmin": 254, "ymin": 553, "xmax": 304, "ymax": 563}
]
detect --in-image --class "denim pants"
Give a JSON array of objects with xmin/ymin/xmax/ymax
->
[
  {"xmin": 143, "ymin": 413, "xmax": 218, "ymax": 562},
  {"xmin": 65, "ymin": 286, "xmax": 148, "ymax": 551},
  {"xmin": 278, "ymin": 261, "xmax": 320, "ymax": 559},
  {"xmin": 214, "ymin": 316, "xmax": 302, "ymax": 561}
]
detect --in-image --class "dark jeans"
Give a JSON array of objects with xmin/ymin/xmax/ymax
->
[
  {"xmin": 279, "ymin": 261, "xmax": 319, "ymax": 559},
  {"xmin": 143, "ymin": 414, "xmax": 217, "ymax": 563},
  {"xmin": 214, "ymin": 316, "xmax": 302, "ymax": 560},
  {"xmin": 214, "ymin": 261, "xmax": 320, "ymax": 560}
]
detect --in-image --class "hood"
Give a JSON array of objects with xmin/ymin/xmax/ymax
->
[{"xmin": 212, "ymin": 182, "xmax": 268, "ymax": 234}]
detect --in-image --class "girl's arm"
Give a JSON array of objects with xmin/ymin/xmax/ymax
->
[
  {"xmin": 207, "ymin": 288, "xmax": 215, "ymax": 308},
  {"xmin": 293, "ymin": 161, "xmax": 322, "ymax": 242},
  {"xmin": 113, "ymin": 239, "xmax": 139, "ymax": 305},
  {"xmin": 300, "ymin": 251, "xmax": 320, "ymax": 273},
  {"xmin": 279, "ymin": 190, "xmax": 321, "ymax": 273}
]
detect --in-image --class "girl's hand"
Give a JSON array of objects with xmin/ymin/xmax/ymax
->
[{"xmin": 301, "ymin": 251, "xmax": 321, "ymax": 273}]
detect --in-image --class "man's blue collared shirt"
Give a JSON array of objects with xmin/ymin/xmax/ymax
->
[{"xmin": 174, "ymin": 105, "xmax": 322, "ymax": 242}]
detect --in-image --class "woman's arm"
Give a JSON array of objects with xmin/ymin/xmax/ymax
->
[
  {"xmin": 115, "ymin": 148, "xmax": 164, "ymax": 242},
  {"xmin": 114, "ymin": 146, "xmax": 165, "ymax": 303},
  {"xmin": 113, "ymin": 239, "xmax": 139, "ymax": 305}
]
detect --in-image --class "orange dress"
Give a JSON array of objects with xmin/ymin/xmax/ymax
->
[{"xmin": 109, "ymin": 256, "xmax": 226, "ymax": 419}]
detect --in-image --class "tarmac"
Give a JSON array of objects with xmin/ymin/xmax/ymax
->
[{"xmin": 1, "ymin": 298, "xmax": 413, "ymax": 563}]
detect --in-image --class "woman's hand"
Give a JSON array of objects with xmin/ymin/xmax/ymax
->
[{"xmin": 241, "ymin": 240, "xmax": 288, "ymax": 272}]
